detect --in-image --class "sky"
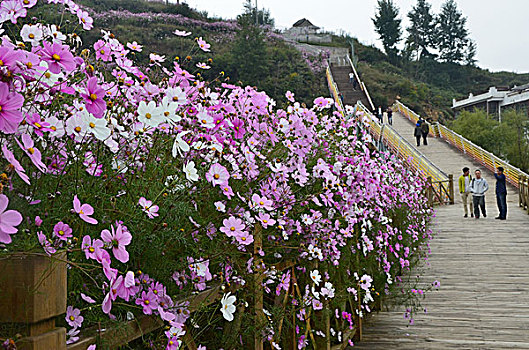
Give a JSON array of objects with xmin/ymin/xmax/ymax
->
[{"xmin": 184, "ymin": 0, "xmax": 529, "ymax": 73}]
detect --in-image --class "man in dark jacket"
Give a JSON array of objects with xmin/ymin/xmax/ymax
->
[
  {"xmin": 494, "ymin": 166, "xmax": 507, "ymax": 220},
  {"xmin": 414, "ymin": 123, "xmax": 422, "ymax": 146},
  {"xmin": 421, "ymin": 121, "xmax": 430, "ymax": 145}
]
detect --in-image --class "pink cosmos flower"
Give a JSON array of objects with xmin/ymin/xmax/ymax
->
[
  {"xmin": 81, "ymin": 77, "xmax": 106, "ymax": 118},
  {"xmin": 221, "ymin": 184, "xmax": 234, "ymax": 199},
  {"xmin": 231, "ymin": 118, "xmax": 245, "ymax": 139},
  {"xmin": 126, "ymin": 41, "xmax": 142, "ymax": 52},
  {"xmin": 234, "ymin": 231, "xmax": 254, "ymax": 246},
  {"xmin": 53, "ymin": 221, "xmax": 72, "ymax": 241},
  {"xmin": 0, "ymin": 194, "xmax": 22, "ymax": 244},
  {"xmin": 2, "ymin": 145, "xmax": 30, "ymax": 184},
  {"xmin": 256, "ymin": 212, "xmax": 276, "ymax": 228},
  {"xmin": 76, "ymin": 9, "xmax": 93, "ymax": 30},
  {"xmin": 16, "ymin": 134, "xmax": 46, "ymax": 172},
  {"xmin": 285, "ymin": 91, "xmax": 295, "ymax": 103},
  {"xmin": 26, "ymin": 113, "xmax": 52, "ymax": 136},
  {"xmin": 196, "ymin": 37, "xmax": 210, "ymax": 52},
  {"xmin": 37, "ymin": 231, "xmax": 56, "ymax": 255},
  {"xmin": 81, "ymin": 235, "xmax": 104, "ymax": 260},
  {"xmin": 135, "ymin": 290, "xmax": 159, "ymax": 315},
  {"xmin": 39, "ymin": 41, "xmax": 76, "ymax": 74},
  {"xmin": 314, "ymin": 97, "xmax": 330, "ymax": 108},
  {"xmin": 101, "ymin": 223, "xmax": 132, "ymax": 263},
  {"xmin": 80, "ymin": 293, "xmax": 96, "ymax": 304},
  {"xmin": 73, "ymin": 195, "xmax": 98, "ymax": 224},
  {"xmin": 359, "ymin": 274, "xmax": 373, "ymax": 291},
  {"xmin": 87, "ymin": 345, "xmax": 96, "ymax": 350},
  {"xmin": 138, "ymin": 197, "xmax": 159, "ymax": 219},
  {"xmin": 21, "ymin": 0, "xmax": 38, "ymax": 8},
  {"xmin": 205, "ymin": 163, "xmax": 230, "ymax": 186},
  {"xmin": 251, "ymin": 194, "xmax": 274, "ymax": 211},
  {"xmin": 93, "ymin": 40, "xmax": 111, "ymax": 62},
  {"xmin": 220, "ymin": 216, "xmax": 245, "ymax": 238},
  {"xmin": 0, "ymin": 82, "xmax": 24, "ymax": 134},
  {"xmin": 65, "ymin": 306, "xmax": 83, "ymax": 328}
]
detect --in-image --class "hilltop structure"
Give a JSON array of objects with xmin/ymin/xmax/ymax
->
[
  {"xmin": 452, "ymin": 85, "xmax": 529, "ymax": 121},
  {"xmin": 284, "ymin": 18, "xmax": 332, "ymax": 44}
]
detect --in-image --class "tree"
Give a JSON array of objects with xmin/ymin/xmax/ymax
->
[
  {"xmin": 435, "ymin": 0, "xmax": 470, "ymax": 64},
  {"xmin": 237, "ymin": 0, "xmax": 274, "ymax": 27},
  {"xmin": 406, "ymin": 0, "xmax": 435, "ymax": 61},
  {"xmin": 372, "ymin": 0, "xmax": 402, "ymax": 60},
  {"xmin": 464, "ymin": 40, "xmax": 477, "ymax": 66}
]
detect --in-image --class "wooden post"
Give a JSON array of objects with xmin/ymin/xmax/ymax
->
[
  {"xmin": 448, "ymin": 174, "xmax": 455, "ymax": 205},
  {"xmin": 0, "ymin": 253, "xmax": 67, "ymax": 350},
  {"xmin": 426, "ymin": 176, "xmax": 433, "ymax": 207},
  {"xmin": 520, "ymin": 176, "xmax": 524, "ymax": 208},
  {"xmin": 253, "ymin": 225, "xmax": 264, "ymax": 350}
]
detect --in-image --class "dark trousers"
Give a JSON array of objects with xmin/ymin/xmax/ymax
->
[
  {"xmin": 422, "ymin": 133, "xmax": 428, "ymax": 145},
  {"xmin": 388, "ymin": 116, "xmax": 393, "ymax": 125},
  {"xmin": 472, "ymin": 195, "xmax": 486, "ymax": 218},
  {"xmin": 415, "ymin": 136, "xmax": 421, "ymax": 146},
  {"xmin": 496, "ymin": 192, "xmax": 507, "ymax": 219}
]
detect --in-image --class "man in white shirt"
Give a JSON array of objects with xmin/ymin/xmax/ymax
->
[{"xmin": 469, "ymin": 169, "xmax": 489, "ymax": 219}]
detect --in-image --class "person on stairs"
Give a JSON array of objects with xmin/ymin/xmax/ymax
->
[
  {"xmin": 469, "ymin": 169, "xmax": 489, "ymax": 219},
  {"xmin": 459, "ymin": 167, "xmax": 473, "ymax": 218},
  {"xmin": 421, "ymin": 120, "xmax": 430, "ymax": 146},
  {"xmin": 387, "ymin": 107, "xmax": 393, "ymax": 125},
  {"xmin": 414, "ymin": 123, "xmax": 422, "ymax": 146},
  {"xmin": 494, "ymin": 166, "xmax": 507, "ymax": 220}
]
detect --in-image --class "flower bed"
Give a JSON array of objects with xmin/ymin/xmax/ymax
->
[{"xmin": 0, "ymin": 1, "xmax": 434, "ymax": 349}]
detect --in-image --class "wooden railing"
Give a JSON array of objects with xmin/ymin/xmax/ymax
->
[
  {"xmin": 355, "ymin": 102, "xmax": 454, "ymax": 205},
  {"xmin": 520, "ymin": 176, "xmax": 529, "ymax": 213}
]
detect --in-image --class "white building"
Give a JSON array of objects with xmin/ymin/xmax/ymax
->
[
  {"xmin": 452, "ymin": 84, "xmax": 529, "ymax": 121},
  {"xmin": 284, "ymin": 18, "xmax": 332, "ymax": 44}
]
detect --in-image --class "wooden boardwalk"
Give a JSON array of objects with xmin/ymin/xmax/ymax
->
[{"xmin": 355, "ymin": 112, "xmax": 529, "ymax": 349}]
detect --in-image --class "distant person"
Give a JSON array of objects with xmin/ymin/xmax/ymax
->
[
  {"xmin": 494, "ymin": 166, "xmax": 507, "ymax": 220},
  {"xmin": 383, "ymin": 111, "xmax": 387, "ymax": 124},
  {"xmin": 414, "ymin": 123, "xmax": 422, "ymax": 146},
  {"xmin": 458, "ymin": 167, "xmax": 473, "ymax": 218},
  {"xmin": 421, "ymin": 120, "xmax": 430, "ymax": 145},
  {"xmin": 349, "ymin": 72, "xmax": 355, "ymax": 84},
  {"xmin": 377, "ymin": 106, "xmax": 383, "ymax": 123},
  {"xmin": 387, "ymin": 108, "xmax": 393, "ymax": 125},
  {"xmin": 338, "ymin": 92, "xmax": 344, "ymax": 106},
  {"xmin": 469, "ymin": 169, "xmax": 489, "ymax": 219}
]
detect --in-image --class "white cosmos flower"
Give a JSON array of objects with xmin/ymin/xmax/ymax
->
[
  {"xmin": 20, "ymin": 24, "xmax": 43, "ymax": 45},
  {"xmin": 172, "ymin": 131, "xmax": 190, "ymax": 157},
  {"xmin": 196, "ymin": 110, "xmax": 214, "ymax": 129},
  {"xmin": 81, "ymin": 110, "xmax": 111, "ymax": 141},
  {"xmin": 220, "ymin": 292, "xmax": 236, "ymax": 321},
  {"xmin": 166, "ymin": 87, "xmax": 187, "ymax": 106},
  {"xmin": 159, "ymin": 96, "xmax": 181, "ymax": 124},
  {"xmin": 214, "ymin": 201, "xmax": 226, "ymax": 212},
  {"xmin": 183, "ymin": 161, "xmax": 198, "ymax": 182},
  {"xmin": 310, "ymin": 269, "xmax": 321, "ymax": 286},
  {"xmin": 137, "ymin": 100, "xmax": 164, "ymax": 128},
  {"xmin": 45, "ymin": 24, "xmax": 66, "ymax": 43}
]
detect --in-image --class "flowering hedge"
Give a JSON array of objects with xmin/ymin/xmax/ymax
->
[{"xmin": 0, "ymin": 0, "xmax": 434, "ymax": 349}]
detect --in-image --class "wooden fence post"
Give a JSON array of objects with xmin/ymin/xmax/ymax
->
[
  {"xmin": 253, "ymin": 225, "xmax": 264, "ymax": 350},
  {"xmin": 0, "ymin": 253, "xmax": 67, "ymax": 350},
  {"xmin": 426, "ymin": 177, "xmax": 433, "ymax": 207},
  {"xmin": 448, "ymin": 174, "xmax": 455, "ymax": 205}
]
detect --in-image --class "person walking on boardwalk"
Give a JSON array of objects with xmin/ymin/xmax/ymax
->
[
  {"xmin": 377, "ymin": 106, "xmax": 383, "ymax": 123},
  {"xmin": 387, "ymin": 108, "xmax": 393, "ymax": 125},
  {"xmin": 459, "ymin": 167, "xmax": 473, "ymax": 218},
  {"xmin": 469, "ymin": 169, "xmax": 489, "ymax": 219},
  {"xmin": 420, "ymin": 120, "xmax": 430, "ymax": 146},
  {"xmin": 494, "ymin": 166, "xmax": 507, "ymax": 220},
  {"xmin": 414, "ymin": 123, "xmax": 422, "ymax": 146}
]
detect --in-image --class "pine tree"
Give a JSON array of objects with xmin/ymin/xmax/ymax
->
[
  {"xmin": 406, "ymin": 0, "xmax": 435, "ymax": 60},
  {"xmin": 465, "ymin": 40, "xmax": 477, "ymax": 66},
  {"xmin": 372, "ymin": 0, "xmax": 402, "ymax": 60},
  {"xmin": 435, "ymin": 0, "xmax": 470, "ymax": 64}
]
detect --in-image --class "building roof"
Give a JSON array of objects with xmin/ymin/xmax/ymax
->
[
  {"xmin": 292, "ymin": 18, "xmax": 319, "ymax": 29},
  {"xmin": 452, "ymin": 85, "xmax": 529, "ymax": 110}
]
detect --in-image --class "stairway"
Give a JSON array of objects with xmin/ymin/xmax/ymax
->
[{"xmin": 330, "ymin": 65, "xmax": 371, "ymax": 109}]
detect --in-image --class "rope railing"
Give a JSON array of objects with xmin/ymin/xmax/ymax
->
[{"xmin": 393, "ymin": 100, "xmax": 529, "ymax": 190}]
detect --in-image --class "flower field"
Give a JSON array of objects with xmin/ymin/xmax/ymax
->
[{"xmin": 0, "ymin": 1, "xmax": 435, "ymax": 348}]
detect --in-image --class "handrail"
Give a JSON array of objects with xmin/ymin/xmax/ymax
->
[
  {"xmin": 347, "ymin": 55, "xmax": 375, "ymax": 111},
  {"xmin": 326, "ymin": 64, "xmax": 345, "ymax": 116},
  {"xmin": 520, "ymin": 176, "xmax": 529, "ymax": 213},
  {"xmin": 393, "ymin": 101, "xmax": 439, "ymax": 137},
  {"xmin": 393, "ymin": 100, "xmax": 529, "ymax": 189}
]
